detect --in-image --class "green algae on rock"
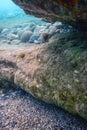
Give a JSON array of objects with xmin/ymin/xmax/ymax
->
[{"xmin": 0, "ymin": 34, "xmax": 87, "ymax": 120}]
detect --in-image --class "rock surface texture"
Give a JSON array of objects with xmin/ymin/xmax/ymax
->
[
  {"xmin": 0, "ymin": 32, "xmax": 87, "ymax": 120},
  {"xmin": 12, "ymin": 0, "xmax": 87, "ymax": 31}
]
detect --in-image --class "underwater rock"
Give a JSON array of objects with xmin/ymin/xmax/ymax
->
[
  {"xmin": 17, "ymin": 30, "xmax": 24, "ymax": 39},
  {"xmin": 1, "ymin": 28, "xmax": 9, "ymax": 34},
  {"xmin": 0, "ymin": 21, "xmax": 74, "ymax": 45},
  {"xmin": 53, "ymin": 22, "xmax": 62, "ymax": 27},
  {"xmin": 29, "ymin": 33, "xmax": 40, "ymax": 43},
  {"xmin": 0, "ymin": 39, "xmax": 10, "ymax": 45},
  {"xmin": 11, "ymin": 39, "xmax": 20, "ymax": 45},
  {"xmin": 0, "ymin": 27, "xmax": 3, "ymax": 33},
  {"xmin": 48, "ymin": 25, "xmax": 58, "ymax": 35},
  {"xmin": 33, "ymin": 25, "xmax": 45, "ymax": 34},
  {"xmin": 0, "ymin": 22, "xmax": 62, "ymax": 45},
  {"xmin": 12, "ymin": 0, "xmax": 87, "ymax": 31},
  {"xmin": 38, "ymin": 32, "xmax": 49, "ymax": 43},
  {"xmin": 24, "ymin": 25, "xmax": 36, "ymax": 32},
  {"xmin": 0, "ymin": 33, "xmax": 87, "ymax": 120},
  {"xmin": 7, "ymin": 33, "xmax": 18, "ymax": 41},
  {"xmin": 20, "ymin": 31, "xmax": 32, "ymax": 42}
]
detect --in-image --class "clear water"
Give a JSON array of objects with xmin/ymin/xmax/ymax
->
[
  {"xmin": 0, "ymin": 0, "xmax": 46, "ymax": 28},
  {"xmin": 0, "ymin": 0, "xmax": 26, "ymax": 19}
]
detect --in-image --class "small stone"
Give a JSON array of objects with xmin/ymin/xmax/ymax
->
[
  {"xmin": 20, "ymin": 31, "xmax": 32, "ymax": 42},
  {"xmin": 74, "ymin": 70, "xmax": 79, "ymax": 74},
  {"xmin": 0, "ymin": 89, "xmax": 6, "ymax": 94}
]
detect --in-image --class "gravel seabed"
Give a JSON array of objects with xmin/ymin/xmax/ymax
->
[{"xmin": 0, "ymin": 87, "xmax": 87, "ymax": 130}]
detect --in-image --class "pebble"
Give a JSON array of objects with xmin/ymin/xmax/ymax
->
[
  {"xmin": 1, "ymin": 28, "xmax": 9, "ymax": 34},
  {"xmin": 20, "ymin": 31, "xmax": 32, "ymax": 42}
]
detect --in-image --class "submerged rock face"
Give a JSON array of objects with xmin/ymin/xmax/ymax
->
[
  {"xmin": 0, "ymin": 33, "xmax": 87, "ymax": 120},
  {"xmin": 12, "ymin": 0, "xmax": 87, "ymax": 30}
]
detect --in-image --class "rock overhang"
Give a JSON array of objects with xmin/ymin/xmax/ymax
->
[{"xmin": 12, "ymin": 0, "xmax": 87, "ymax": 31}]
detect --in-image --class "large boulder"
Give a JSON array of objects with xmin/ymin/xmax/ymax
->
[
  {"xmin": 12, "ymin": 0, "xmax": 87, "ymax": 31},
  {"xmin": 0, "ymin": 33, "xmax": 87, "ymax": 120}
]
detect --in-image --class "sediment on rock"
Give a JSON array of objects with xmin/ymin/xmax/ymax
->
[{"xmin": 0, "ymin": 32, "xmax": 87, "ymax": 120}]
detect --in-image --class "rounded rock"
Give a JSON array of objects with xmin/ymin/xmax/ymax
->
[{"xmin": 20, "ymin": 31, "xmax": 32, "ymax": 42}]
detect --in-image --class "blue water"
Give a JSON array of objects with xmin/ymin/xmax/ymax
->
[
  {"xmin": 0, "ymin": 0, "xmax": 26, "ymax": 19},
  {"xmin": 0, "ymin": 0, "xmax": 47, "ymax": 43},
  {"xmin": 0, "ymin": 0, "xmax": 45, "ymax": 26}
]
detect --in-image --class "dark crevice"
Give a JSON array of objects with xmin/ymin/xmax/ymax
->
[{"xmin": 0, "ymin": 60, "xmax": 17, "ymax": 68}]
